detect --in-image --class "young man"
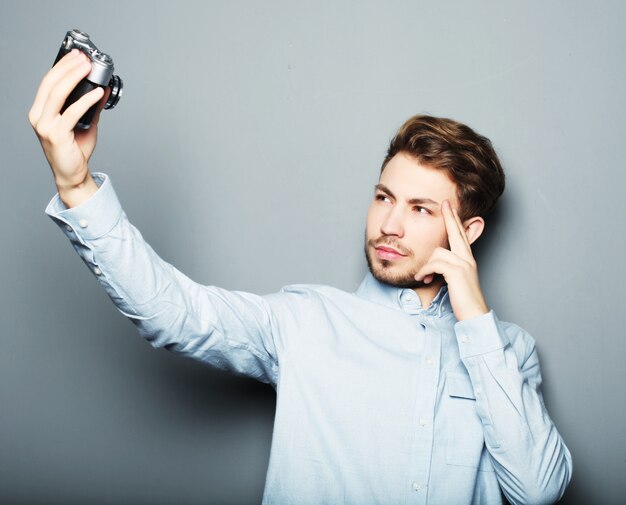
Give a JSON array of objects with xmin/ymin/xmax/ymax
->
[{"xmin": 30, "ymin": 50, "xmax": 572, "ymax": 504}]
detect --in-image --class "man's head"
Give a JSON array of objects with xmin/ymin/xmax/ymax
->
[{"xmin": 365, "ymin": 115, "xmax": 505, "ymax": 289}]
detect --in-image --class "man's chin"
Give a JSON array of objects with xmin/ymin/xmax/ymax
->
[
  {"xmin": 371, "ymin": 269, "xmax": 429, "ymax": 289},
  {"xmin": 366, "ymin": 260, "xmax": 417, "ymax": 290},
  {"xmin": 365, "ymin": 244, "xmax": 443, "ymax": 289}
]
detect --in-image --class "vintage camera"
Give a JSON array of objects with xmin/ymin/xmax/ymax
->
[{"xmin": 53, "ymin": 29, "xmax": 123, "ymax": 130}]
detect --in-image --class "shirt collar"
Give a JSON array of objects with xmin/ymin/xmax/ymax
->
[{"xmin": 355, "ymin": 271, "xmax": 451, "ymax": 317}]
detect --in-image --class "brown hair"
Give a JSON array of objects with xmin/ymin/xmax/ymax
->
[{"xmin": 381, "ymin": 115, "xmax": 505, "ymax": 221}]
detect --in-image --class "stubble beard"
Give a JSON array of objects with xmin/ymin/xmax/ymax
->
[{"xmin": 364, "ymin": 235, "xmax": 432, "ymax": 289}]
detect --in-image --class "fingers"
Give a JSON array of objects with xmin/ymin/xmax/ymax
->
[
  {"xmin": 450, "ymin": 204, "xmax": 471, "ymax": 249},
  {"xmin": 29, "ymin": 50, "xmax": 83, "ymax": 126},
  {"xmin": 37, "ymin": 57, "xmax": 93, "ymax": 128},
  {"xmin": 58, "ymin": 86, "xmax": 104, "ymax": 132},
  {"xmin": 29, "ymin": 50, "xmax": 94, "ymax": 134},
  {"xmin": 416, "ymin": 259, "xmax": 454, "ymax": 283},
  {"xmin": 442, "ymin": 200, "xmax": 472, "ymax": 257},
  {"xmin": 90, "ymin": 85, "xmax": 111, "ymax": 127},
  {"xmin": 415, "ymin": 247, "xmax": 468, "ymax": 283}
]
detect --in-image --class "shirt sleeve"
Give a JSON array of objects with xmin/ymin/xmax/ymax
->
[
  {"xmin": 454, "ymin": 311, "xmax": 573, "ymax": 505},
  {"xmin": 45, "ymin": 172, "xmax": 279, "ymax": 385}
]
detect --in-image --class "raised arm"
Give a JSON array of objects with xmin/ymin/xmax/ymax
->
[
  {"xmin": 29, "ymin": 49, "xmax": 103, "ymax": 208},
  {"xmin": 32, "ymin": 52, "xmax": 279, "ymax": 385}
]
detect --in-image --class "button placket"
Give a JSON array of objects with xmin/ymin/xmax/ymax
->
[{"xmin": 406, "ymin": 326, "xmax": 440, "ymax": 504}]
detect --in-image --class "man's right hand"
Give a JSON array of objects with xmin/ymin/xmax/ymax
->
[{"xmin": 29, "ymin": 49, "xmax": 108, "ymax": 208}]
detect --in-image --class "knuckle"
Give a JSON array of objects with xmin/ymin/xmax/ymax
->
[
  {"xmin": 27, "ymin": 111, "xmax": 38, "ymax": 128},
  {"xmin": 35, "ymin": 123, "xmax": 50, "ymax": 139}
]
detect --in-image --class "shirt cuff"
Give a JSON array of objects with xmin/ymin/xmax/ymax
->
[
  {"xmin": 44, "ymin": 172, "xmax": 124, "ymax": 242},
  {"xmin": 454, "ymin": 310, "xmax": 510, "ymax": 359}
]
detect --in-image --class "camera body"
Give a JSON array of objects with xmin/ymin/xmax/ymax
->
[{"xmin": 54, "ymin": 29, "xmax": 122, "ymax": 130}]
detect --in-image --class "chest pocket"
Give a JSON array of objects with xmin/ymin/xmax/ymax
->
[{"xmin": 445, "ymin": 372, "xmax": 485, "ymax": 468}]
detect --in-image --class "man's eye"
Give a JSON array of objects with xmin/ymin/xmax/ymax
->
[
  {"xmin": 375, "ymin": 194, "xmax": 391, "ymax": 203},
  {"xmin": 413, "ymin": 206, "xmax": 431, "ymax": 215}
]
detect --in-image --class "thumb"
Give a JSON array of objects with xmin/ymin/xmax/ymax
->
[{"xmin": 91, "ymin": 85, "xmax": 111, "ymax": 127}]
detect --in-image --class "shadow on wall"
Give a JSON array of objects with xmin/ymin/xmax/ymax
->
[
  {"xmin": 471, "ymin": 190, "xmax": 507, "ymax": 270},
  {"xmin": 473, "ymin": 199, "xmax": 591, "ymax": 505},
  {"xmin": 148, "ymin": 349, "xmax": 277, "ymax": 416}
]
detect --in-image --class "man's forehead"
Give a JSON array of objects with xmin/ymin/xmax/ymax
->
[
  {"xmin": 375, "ymin": 183, "xmax": 441, "ymax": 206},
  {"xmin": 377, "ymin": 156, "xmax": 459, "ymax": 206}
]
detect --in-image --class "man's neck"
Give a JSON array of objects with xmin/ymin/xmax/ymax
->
[{"xmin": 413, "ymin": 281, "xmax": 445, "ymax": 310}]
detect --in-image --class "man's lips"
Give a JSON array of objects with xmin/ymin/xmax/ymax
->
[{"xmin": 375, "ymin": 246, "xmax": 407, "ymax": 260}]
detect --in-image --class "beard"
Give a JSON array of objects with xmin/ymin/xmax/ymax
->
[{"xmin": 364, "ymin": 234, "xmax": 444, "ymax": 289}]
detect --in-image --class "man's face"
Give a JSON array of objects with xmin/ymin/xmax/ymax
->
[{"xmin": 365, "ymin": 152, "xmax": 461, "ymax": 289}]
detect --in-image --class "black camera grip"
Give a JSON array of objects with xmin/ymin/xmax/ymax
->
[
  {"xmin": 61, "ymin": 78, "xmax": 100, "ymax": 130},
  {"xmin": 53, "ymin": 46, "xmax": 67, "ymax": 66}
]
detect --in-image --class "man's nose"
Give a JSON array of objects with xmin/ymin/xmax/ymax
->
[{"xmin": 380, "ymin": 207, "xmax": 404, "ymax": 237}]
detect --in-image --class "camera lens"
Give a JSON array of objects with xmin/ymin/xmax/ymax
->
[{"xmin": 104, "ymin": 75, "xmax": 123, "ymax": 110}]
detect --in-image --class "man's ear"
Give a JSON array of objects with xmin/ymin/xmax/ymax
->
[{"xmin": 463, "ymin": 216, "xmax": 485, "ymax": 245}]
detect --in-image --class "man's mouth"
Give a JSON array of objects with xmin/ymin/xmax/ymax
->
[{"xmin": 375, "ymin": 245, "xmax": 407, "ymax": 260}]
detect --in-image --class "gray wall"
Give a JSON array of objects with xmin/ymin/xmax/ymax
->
[{"xmin": 2, "ymin": 1, "xmax": 624, "ymax": 503}]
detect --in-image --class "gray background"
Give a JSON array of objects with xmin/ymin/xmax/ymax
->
[{"xmin": 1, "ymin": 0, "xmax": 624, "ymax": 503}]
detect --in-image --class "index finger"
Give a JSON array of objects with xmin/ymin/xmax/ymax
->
[
  {"xmin": 442, "ymin": 200, "xmax": 472, "ymax": 257},
  {"xmin": 29, "ymin": 49, "xmax": 83, "ymax": 125}
]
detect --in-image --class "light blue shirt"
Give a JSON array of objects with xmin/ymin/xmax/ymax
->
[{"xmin": 46, "ymin": 173, "xmax": 572, "ymax": 505}]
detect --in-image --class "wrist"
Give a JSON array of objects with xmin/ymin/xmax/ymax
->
[
  {"xmin": 57, "ymin": 172, "xmax": 99, "ymax": 208},
  {"xmin": 457, "ymin": 307, "xmax": 490, "ymax": 322},
  {"xmin": 456, "ymin": 295, "xmax": 489, "ymax": 321}
]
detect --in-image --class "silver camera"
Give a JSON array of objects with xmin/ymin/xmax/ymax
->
[{"xmin": 53, "ymin": 29, "xmax": 123, "ymax": 129}]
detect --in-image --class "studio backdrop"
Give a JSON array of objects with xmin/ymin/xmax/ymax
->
[{"xmin": 1, "ymin": 1, "xmax": 625, "ymax": 504}]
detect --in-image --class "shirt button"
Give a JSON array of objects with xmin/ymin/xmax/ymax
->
[
  {"xmin": 419, "ymin": 418, "xmax": 428, "ymax": 427},
  {"xmin": 65, "ymin": 224, "xmax": 73, "ymax": 232},
  {"xmin": 426, "ymin": 358, "xmax": 434, "ymax": 366},
  {"xmin": 79, "ymin": 219, "xmax": 89, "ymax": 228},
  {"xmin": 93, "ymin": 267, "xmax": 102, "ymax": 276},
  {"xmin": 460, "ymin": 335, "xmax": 468, "ymax": 343},
  {"xmin": 475, "ymin": 387, "xmax": 482, "ymax": 396},
  {"xmin": 412, "ymin": 482, "xmax": 422, "ymax": 492}
]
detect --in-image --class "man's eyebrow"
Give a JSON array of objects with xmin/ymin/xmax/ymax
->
[{"xmin": 375, "ymin": 184, "xmax": 440, "ymax": 207}]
